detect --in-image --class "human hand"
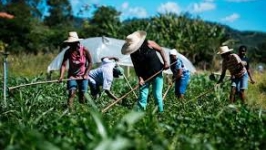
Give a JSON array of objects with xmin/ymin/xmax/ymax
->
[
  {"xmin": 139, "ymin": 77, "xmax": 145, "ymax": 86},
  {"xmin": 58, "ymin": 77, "xmax": 63, "ymax": 83},
  {"xmin": 250, "ymin": 79, "xmax": 255, "ymax": 84},
  {"xmin": 82, "ymin": 75, "xmax": 89, "ymax": 80},
  {"xmin": 163, "ymin": 63, "xmax": 169, "ymax": 70}
]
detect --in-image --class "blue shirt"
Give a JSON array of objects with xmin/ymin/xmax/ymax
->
[{"xmin": 174, "ymin": 59, "xmax": 190, "ymax": 77}]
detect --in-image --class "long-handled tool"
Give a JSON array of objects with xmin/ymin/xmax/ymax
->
[
  {"xmin": 101, "ymin": 61, "xmax": 177, "ymax": 113},
  {"xmin": 122, "ymin": 73, "xmax": 138, "ymax": 98},
  {"xmin": 101, "ymin": 69, "xmax": 161, "ymax": 113},
  {"xmin": 8, "ymin": 78, "xmax": 80, "ymax": 91}
]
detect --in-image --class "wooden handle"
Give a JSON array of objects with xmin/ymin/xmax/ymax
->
[
  {"xmin": 8, "ymin": 78, "xmax": 80, "ymax": 90},
  {"xmin": 101, "ymin": 61, "xmax": 177, "ymax": 113}
]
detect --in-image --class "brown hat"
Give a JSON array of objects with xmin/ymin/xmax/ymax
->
[{"xmin": 121, "ymin": 30, "xmax": 147, "ymax": 55}]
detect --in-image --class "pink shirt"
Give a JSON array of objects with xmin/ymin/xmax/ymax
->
[{"xmin": 68, "ymin": 45, "xmax": 86, "ymax": 77}]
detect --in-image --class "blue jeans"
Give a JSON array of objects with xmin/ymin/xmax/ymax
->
[
  {"xmin": 175, "ymin": 73, "xmax": 190, "ymax": 95},
  {"xmin": 231, "ymin": 72, "xmax": 248, "ymax": 92},
  {"xmin": 67, "ymin": 79, "xmax": 88, "ymax": 93},
  {"xmin": 136, "ymin": 73, "xmax": 164, "ymax": 112},
  {"xmin": 88, "ymin": 78, "xmax": 100, "ymax": 97}
]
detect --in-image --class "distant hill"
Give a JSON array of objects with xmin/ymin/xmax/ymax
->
[{"xmin": 222, "ymin": 25, "xmax": 266, "ymax": 48}]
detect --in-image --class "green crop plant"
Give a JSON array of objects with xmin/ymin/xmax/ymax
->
[{"xmin": 0, "ymin": 72, "xmax": 266, "ymax": 150}]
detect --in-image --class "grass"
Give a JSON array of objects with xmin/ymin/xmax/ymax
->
[
  {"xmin": 0, "ymin": 53, "xmax": 56, "ymax": 77},
  {"xmin": 246, "ymin": 72, "xmax": 266, "ymax": 108},
  {"xmin": 1, "ymin": 53, "xmax": 266, "ymax": 109}
]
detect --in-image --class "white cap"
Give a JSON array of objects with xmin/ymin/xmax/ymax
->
[{"xmin": 169, "ymin": 49, "xmax": 177, "ymax": 55}]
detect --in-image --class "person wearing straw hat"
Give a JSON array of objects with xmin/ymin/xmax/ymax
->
[
  {"xmin": 88, "ymin": 56, "xmax": 124, "ymax": 100},
  {"xmin": 121, "ymin": 30, "xmax": 169, "ymax": 112},
  {"xmin": 59, "ymin": 31, "xmax": 93, "ymax": 109},
  {"xmin": 216, "ymin": 45, "xmax": 248, "ymax": 103},
  {"xmin": 169, "ymin": 49, "xmax": 190, "ymax": 99}
]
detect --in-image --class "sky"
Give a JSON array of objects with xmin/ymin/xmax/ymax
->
[{"xmin": 70, "ymin": 0, "xmax": 266, "ymax": 32}]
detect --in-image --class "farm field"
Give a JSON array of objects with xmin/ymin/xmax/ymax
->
[
  {"xmin": 1, "ymin": 70, "xmax": 266, "ymax": 150},
  {"xmin": 1, "ymin": 1, "xmax": 266, "ymax": 149}
]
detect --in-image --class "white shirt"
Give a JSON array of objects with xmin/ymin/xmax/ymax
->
[{"xmin": 89, "ymin": 58, "xmax": 116, "ymax": 90}]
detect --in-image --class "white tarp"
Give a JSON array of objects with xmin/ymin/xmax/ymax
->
[{"xmin": 47, "ymin": 36, "xmax": 196, "ymax": 74}]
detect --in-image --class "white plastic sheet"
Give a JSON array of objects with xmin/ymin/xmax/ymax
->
[{"xmin": 47, "ymin": 36, "xmax": 196, "ymax": 74}]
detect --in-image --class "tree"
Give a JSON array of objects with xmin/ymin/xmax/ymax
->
[
  {"xmin": 0, "ymin": 1, "xmax": 34, "ymax": 53},
  {"xmin": 44, "ymin": 0, "xmax": 73, "ymax": 27},
  {"xmin": 84, "ymin": 6, "xmax": 121, "ymax": 37},
  {"xmin": 120, "ymin": 18, "xmax": 150, "ymax": 39}
]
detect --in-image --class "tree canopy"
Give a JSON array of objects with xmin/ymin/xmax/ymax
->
[{"xmin": 0, "ymin": 0, "xmax": 265, "ymax": 67}]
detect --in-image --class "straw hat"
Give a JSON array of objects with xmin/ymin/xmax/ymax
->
[
  {"xmin": 217, "ymin": 46, "xmax": 233, "ymax": 54},
  {"xmin": 169, "ymin": 49, "xmax": 178, "ymax": 55},
  {"xmin": 121, "ymin": 30, "xmax": 147, "ymax": 55},
  {"xmin": 64, "ymin": 31, "xmax": 83, "ymax": 43}
]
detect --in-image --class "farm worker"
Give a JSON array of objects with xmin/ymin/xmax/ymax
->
[
  {"xmin": 238, "ymin": 45, "xmax": 255, "ymax": 84},
  {"xmin": 121, "ymin": 30, "xmax": 169, "ymax": 112},
  {"xmin": 216, "ymin": 45, "xmax": 248, "ymax": 103},
  {"xmin": 88, "ymin": 56, "xmax": 124, "ymax": 100},
  {"xmin": 58, "ymin": 31, "xmax": 93, "ymax": 108},
  {"xmin": 169, "ymin": 49, "xmax": 190, "ymax": 99}
]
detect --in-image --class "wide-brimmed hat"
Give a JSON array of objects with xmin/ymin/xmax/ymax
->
[
  {"xmin": 169, "ymin": 49, "xmax": 178, "ymax": 55},
  {"xmin": 217, "ymin": 46, "xmax": 233, "ymax": 54},
  {"xmin": 64, "ymin": 31, "xmax": 83, "ymax": 43},
  {"xmin": 121, "ymin": 30, "xmax": 147, "ymax": 55}
]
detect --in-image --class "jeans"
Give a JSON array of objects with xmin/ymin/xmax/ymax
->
[
  {"xmin": 88, "ymin": 78, "xmax": 101, "ymax": 97},
  {"xmin": 175, "ymin": 72, "xmax": 190, "ymax": 95},
  {"xmin": 67, "ymin": 79, "xmax": 88, "ymax": 92},
  {"xmin": 231, "ymin": 72, "xmax": 248, "ymax": 92},
  {"xmin": 137, "ymin": 73, "xmax": 164, "ymax": 112}
]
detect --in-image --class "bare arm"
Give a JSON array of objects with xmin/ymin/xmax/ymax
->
[
  {"xmin": 84, "ymin": 48, "xmax": 93, "ymax": 78},
  {"xmin": 148, "ymin": 40, "xmax": 169, "ymax": 69},
  {"xmin": 246, "ymin": 61, "xmax": 255, "ymax": 84},
  {"xmin": 59, "ymin": 50, "xmax": 69, "ymax": 81},
  {"xmin": 247, "ymin": 69, "xmax": 255, "ymax": 84}
]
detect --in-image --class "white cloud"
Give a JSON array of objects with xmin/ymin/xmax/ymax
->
[
  {"xmin": 127, "ymin": 7, "xmax": 148, "ymax": 18},
  {"xmin": 157, "ymin": 2, "xmax": 181, "ymax": 14},
  {"xmin": 226, "ymin": 0, "xmax": 255, "ymax": 2},
  {"xmin": 121, "ymin": 2, "xmax": 129, "ymax": 9},
  {"xmin": 221, "ymin": 13, "xmax": 240, "ymax": 22},
  {"xmin": 190, "ymin": 2, "xmax": 216, "ymax": 13},
  {"xmin": 120, "ymin": 3, "xmax": 148, "ymax": 19}
]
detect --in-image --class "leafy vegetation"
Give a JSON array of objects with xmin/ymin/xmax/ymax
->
[
  {"xmin": 0, "ymin": 72, "xmax": 266, "ymax": 149},
  {"xmin": 1, "ymin": 1, "xmax": 266, "ymax": 67},
  {"xmin": 1, "ymin": 1, "xmax": 266, "ymax": 149}
]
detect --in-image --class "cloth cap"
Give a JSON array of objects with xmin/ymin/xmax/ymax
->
[{"xmin": 169, "ymin": 49, "xmax": 178, "ymax": 55}]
